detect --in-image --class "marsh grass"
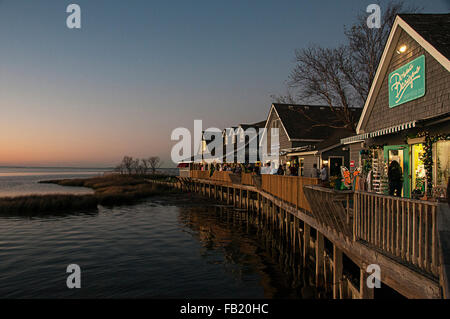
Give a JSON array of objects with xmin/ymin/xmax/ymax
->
[
  {"xmin": 0, "ymin": 174, "xmax": 179, "ymax": 214},
  {"xmin": 0, "ymin": 194, "xmax": 98, "ymax": 215}
]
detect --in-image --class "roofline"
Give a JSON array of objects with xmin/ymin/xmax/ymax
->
[
  {"xmin": 318, "ymin": 143, "xmax": 344, "ymax": 154},
  {"xmin": 259, "ymin": 104, "xmax": 292, "ymax": 146},
  {"xmin": 287, "ymin": 151, "xmax": 318, "ymax": 156},
  {"xmin": 290, "ymin": 138, "xmax": 324, "ymax": 142},
  {"xmin": 356, "ymin": 15, "xmax": 450, "ymax": 134}
]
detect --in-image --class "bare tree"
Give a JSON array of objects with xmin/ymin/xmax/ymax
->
[
  {"xmin": 280, "ymin": 1, "xmax": 419, "ymax": 131},
  {"xmin": 131, "ymin": 158, "xmax": 140, "ymax": 175},
  {"xmin": 343, "ymin": 0, "xmax": 420, "ymax": 102},
  {"xmin": 114, "ymin": 163, "xmax": 125, "ymax": 175},
  {"xmin": 121, "ymin": 156, "xmax": 135, "ymax": 175},
  {"xmin": 289, "ymin": 45, "xmax": 359, "ymax": 130},
  {"xmin": 147, "ymin": 156, "xmax": 162, "ymax": 174},
  {"xmin": 140, "ymin": 158, "xmax": 151, "ymax": 175}
]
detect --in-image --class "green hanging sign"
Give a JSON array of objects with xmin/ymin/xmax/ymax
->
[{"xmin": 389, "ymin": 55, "xmax": 426, "ymax": 108}]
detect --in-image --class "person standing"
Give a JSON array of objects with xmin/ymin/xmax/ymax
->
[
  {"xmin": 270, "ymin": 162, "xmax": 278, "ymax": 175},
  {"xmin": 261, "ymin": 162, "xmax": 270, "ymax": 175},
  {"xmin": 277, "ymin": 164, "xmax": 285, "ymax": 175},
  {"xmin": 311, "ymin": 164, "xmax": 319, "ymax": 178},
  {"xmin": 320, "ymin": 164, "xmax": 328, "ymax": 184},
  {"xmin": 388, "ymin": 160, "xmax": 403, "ymax": 197}
]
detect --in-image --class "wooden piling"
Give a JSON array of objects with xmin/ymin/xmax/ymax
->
[
  {"xmin": 316, "ymin": 232, "xmax": 324, "ymax": 286},
  {"xmin": 333, "ymin": 245, "xmax": 343, "ymax": 299}
]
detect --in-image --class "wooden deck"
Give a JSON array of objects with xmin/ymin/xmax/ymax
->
[{"xmin": 152, "ymin": 171, "xmax": 448, "ymax": 299}]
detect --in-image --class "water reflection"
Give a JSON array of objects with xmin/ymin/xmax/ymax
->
[
  {"xmin": 0, "ymin": 197, "xmax": 326, "ymax": 298},
  {"xmin": 178, "ymin": 205, "xmax": 323, "ymax": 299}
]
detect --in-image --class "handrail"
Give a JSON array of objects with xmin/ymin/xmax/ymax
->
[
  {"xmin": 261, "ymin": 175, "xmax": 319, "ymax": 212},
  {"xmin": 354, "ymin": 190, "xmax": 439, "ymax": 277},
  {"xmin": 303, "ymin": 185, "xmax": 354, "ymax": 238}
]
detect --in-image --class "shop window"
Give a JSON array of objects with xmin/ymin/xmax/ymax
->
[
  {"xmin": 412, "ymin": 144, "xmax": 426, "ymax": 197},
  {"xmin": 299, "ymin": 158, "xmax": 304, "ymax": 176},
  {"xmin": 433, "ymin": 140, "xmax": 450, "ymax": 188}
]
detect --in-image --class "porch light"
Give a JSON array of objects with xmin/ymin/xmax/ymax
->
[{"xmin": 397, "ymin": 45, "xmax": 407, "ymax": 54}]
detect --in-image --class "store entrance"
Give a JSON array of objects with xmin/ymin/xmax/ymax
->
[
  {"xmin": 329, "ymin": 157, "xmax": 343, "ymax": 178},
  {"xmin": 384, "ymin": 145, "xmax": 410, "ymax": 198}
]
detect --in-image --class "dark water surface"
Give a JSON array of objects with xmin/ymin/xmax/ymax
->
[{"xmin": 0, "ymin": 195, "xmax": 315, "ymax": 298}]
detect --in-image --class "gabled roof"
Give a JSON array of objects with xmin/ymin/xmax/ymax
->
[
  {"xmin": 239, "ymin": 121, "xmax": 266, "ymax": 131},
  {"xmin": 399, "ymin": 14, "xmax": 450, "ymax": 60},
  {"xmin": 314, "ymin": 128, "xmax": 355, "ymax": 151},
  {"xmin": 267, "ymin": 104, "xmax": 361, "ymax": 141},
  {"xmin": 356, "ymin": 14, "xmax": 450, "ymax": 133}
]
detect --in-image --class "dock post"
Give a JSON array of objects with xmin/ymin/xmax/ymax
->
[
  {"xmin": 239, "ymin": 189, "xmax": 243, "ymax": 209},
  {"xmin": 258, "ymin": 194, "xmax": 261, "ymax": 215},
  {"xmin": 359, "ymin": 266, "xmax": 374, "ymax": 299},
  {"xmin": 316, "ymin": 232, "xmax": 324, "ymax": 286},
  {"xmin": 246, "ymin": 191, "xmax": 249, "ymax": 211},
  {"xmin": 227, "ymin": 187, "xmax": 230, "ymax": 205},
  {"xmin": 303, "ymin": 224, "xmax": 310, "ymax": 265},
  {"xmin": 333, "ymin": 245, "xmax": 343, "ymax": 299},
  {"xmin": 293, "ymin": 218, "xmax": 298, "ymax": 253}
]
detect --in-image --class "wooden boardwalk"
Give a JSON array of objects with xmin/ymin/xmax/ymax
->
[{"xmin": 151, "ymin": 171, "xmax": 449, "ymax": 299}]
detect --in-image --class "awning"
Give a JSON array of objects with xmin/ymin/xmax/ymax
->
[
  {"xmin": 341, "ymin": 133, "xmax": 370, "ymax": 145},
  {"xmin": 369, "ymin": 121, "xmax": 416, "ymax": 138},
  {"xmin": 341, "ymin": 121, "xmax": 416, "ymax": 144}
]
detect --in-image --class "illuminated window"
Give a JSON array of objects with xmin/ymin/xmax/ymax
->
[{"xmin": 433, "ymin": 140, "xmax": 450, "ymax": 187}]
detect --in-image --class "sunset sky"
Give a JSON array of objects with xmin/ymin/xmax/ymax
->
[{"xmin": 0, "ymin": 0, "xmax": 448, "ymax": 167}]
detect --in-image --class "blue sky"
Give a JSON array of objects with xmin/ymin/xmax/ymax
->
[{"xmin": 0, "ymin": 0, "xmax": 448, "ymax": 166}]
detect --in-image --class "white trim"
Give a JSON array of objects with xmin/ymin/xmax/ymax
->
[
  {"xmin": 259, "ymin": 104, "xmax": 291, "ymax": 146},
  {"xmin": 290, "ymin": 138, "xmax": 324, "ymax": 142},
  {"xmin": 319, "ymin": 143, "xmax": 343, "ymax": 154},
  {"xmin": 287, "ymin": 151, "xmax": 318, "ymax": 156},
  {"xmin": 356, "ymin": 15, "xmax": 450, "ymax": 134}
]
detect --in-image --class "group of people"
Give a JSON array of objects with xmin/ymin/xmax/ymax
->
[
  {"xmin": 191, "ymin": 159, "xmax": 427, "ymax": 199},
  {"xmin": 192, "ymin": 161, "xmax": 330, "ymax": 182}
]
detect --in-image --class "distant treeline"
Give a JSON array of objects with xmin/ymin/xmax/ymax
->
[{"xmin": 114, "ymin": 156, "xmax": 163, "ymax": 175}]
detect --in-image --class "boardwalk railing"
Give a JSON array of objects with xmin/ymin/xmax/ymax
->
[
  {"xmin": 241, "ymin": 173, "xmax": 256, "ymax": 186},
  {"xmin": 189, "ymin": 170, "xmax": 233, "ymax": 183},
  {"xmin": 303, "ymin": 185, "xmax": 354, "ymax": 238},
  {"xmin": 210, "ymin": 171, "xmax": 233, "ymax": 183},
  {"xmin": 190, "ymin": 170, "xmax": 210, "ymax": 179},
  {"xmin": 261, "ymin": 175, "xmax": 319, "ymax": 212},
  {"xmin": 354, "ymin": 191, "xmax": 439, "ymax": 277}
]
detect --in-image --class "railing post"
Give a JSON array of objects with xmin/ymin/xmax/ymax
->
[
  {"xmin": 316, "ymin": 232, "xmax": 324, "ymax": 286},
  {"xmin": 353, "ymin": 192, "xmax": 358, "ymax": 241},
  {"xmin": 359, "ymin": 266, "xmax": 374, "ymax": 299},
  {"xmin": 303, "ymin": 223, "xmax": 310, "ymax": 265},
  {"xmin": 333, "ymin": 244, "xmax": 343, "ymax": 299}
]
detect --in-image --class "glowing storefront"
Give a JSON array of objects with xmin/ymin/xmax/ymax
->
[{"xmin": 342, "ymin": 14, "xmax": 449, "ymax": 199}]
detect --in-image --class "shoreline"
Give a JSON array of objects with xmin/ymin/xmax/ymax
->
[{"xmin": 0, "ymin": 174, "xmax": 180, "ymax": 215}]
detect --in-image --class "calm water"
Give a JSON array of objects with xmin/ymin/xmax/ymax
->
[
  {"xmin": 0, "ymin": 197, "xmax": 315, "ymax": 298},
  {"xmin": 0, "ymin": 167, "xmax": 108, "ymax": 197},
  {"xmin": 0, "ymin": 167, "xmax": 178, "ymax": 197}
]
